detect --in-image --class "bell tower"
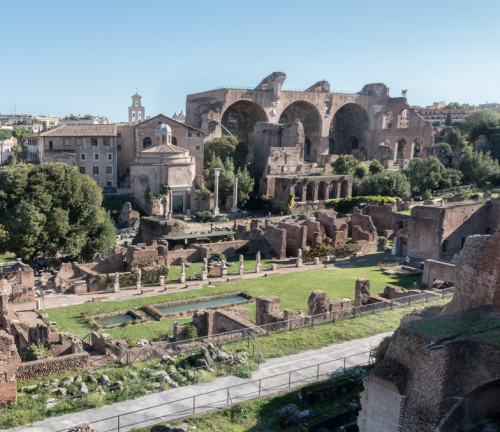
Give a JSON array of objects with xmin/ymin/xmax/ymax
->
[{"xmin": 128, "ymin": 93, "xmax": 145, "ymax": 125}]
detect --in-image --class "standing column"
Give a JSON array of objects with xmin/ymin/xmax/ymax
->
[
  {"xmin": 213, "ymin": 168, "xmax": 221, "ymax": 215},
  {"xmin": 231, "ymin": 177, "xmax": 239, "ymax": 214}
]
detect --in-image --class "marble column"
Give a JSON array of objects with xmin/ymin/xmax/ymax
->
[
  {"xmin": 231, "ymin": 177, "xmax": 239, "ymax": 213},
  {"xmin": 213, "ymin": 168, "xmax": 221, "ymax": 215}
]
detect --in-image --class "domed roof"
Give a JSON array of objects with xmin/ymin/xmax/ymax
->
[{"xmin": 155, "ymin": 123, "xmax": 172, "ymax": 133}]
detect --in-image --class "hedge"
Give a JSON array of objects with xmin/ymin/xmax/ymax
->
[
  {"xmin": 95, "ymin": 266, "xmax": 169, "ymax": 290},
  {"xmin": 325, "ymin": 196, "xmax": 398, "ymax": 214}
]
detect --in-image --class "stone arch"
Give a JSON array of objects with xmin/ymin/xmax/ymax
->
[
  {"xmin": 143, "ymin": 137, "xmax": 152, "ymax": 148},
  {"xmin": 413, "ymin": 138, "xmax": 422, "ymax": 158},
  {"xmin": 330, "ymin": 103, "xmax": 369, "ymax": 156},
  {"xmin": 383, "ymin": 111, "xmax": 393, "ymax": 129},
  {"xmin": 279, "ymin": 100, "xmax": 322, "ymax": 163},
  {"xmin": 329, "ymin": 181, "xmax": 338, "ymax": 199},
  {"xmin": 318, "ymin": 181, "xmax": 327, "ymax": 200},
  {"xmin": 221, "ymin": 100, "xmax": 268, "ymax": 157},
  {"xmin": 172, "ymin": 136, "xmax": 177, "ymax": 146},
  {"xmin": 329, "ymin": 138, "xmax": 335, "ymax": 154},
  {"xmin": 441, "ymin": 379, "xmax": 500, "ymax": 432},
  {"xmin": 397, "ymin": 138, "xmax": 407, "ymax": 159},
  {"xmin": 294, "ymin": 183, "xmax": 302, "ymax": 200},
  {"xmin": 306, "ymin": 181, "xmax": 315, "ymax": 201},
  {"xmin": 340, "ymin": 179, "xmax": 350, "ymax": 198},
  {"xmin": 398, "ymin": 108, "xmax": 409, "ymax": 129}
]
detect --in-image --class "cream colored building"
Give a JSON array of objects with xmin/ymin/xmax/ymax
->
[{"xmin": 130, "ymin": 123, "xmax": 196, "ymax": 213}]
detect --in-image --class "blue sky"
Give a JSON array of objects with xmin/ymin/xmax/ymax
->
[{"xmin": 1, "ymin": 0, "xmax": 499, "ymax": 122}]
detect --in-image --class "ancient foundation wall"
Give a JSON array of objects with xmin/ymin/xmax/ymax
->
[
  {"xmin": 15, "ymin": 352, "xmax": 90, "ymax": 381},
  {"xmin": 422, "ymin": 260, "xmax": 455, "ymax": 288}
]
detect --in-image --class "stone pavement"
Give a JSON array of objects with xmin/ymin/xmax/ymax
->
[{"xmin": 10, "ymin": 332, "xmax": 390, "ymax": 432}]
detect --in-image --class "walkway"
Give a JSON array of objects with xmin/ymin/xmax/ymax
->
[{"xmin": 10, "ymin": 332, "xmax": 390, "ymax": 432}]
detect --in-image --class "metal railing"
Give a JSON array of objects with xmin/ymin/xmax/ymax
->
[
  {"xmin": 110, "ymin": 288, "xmax": 454, "ymax": 365},
  {"xmin": 51, "ymin": 350, "xmax": 372, "ymax": 432}
]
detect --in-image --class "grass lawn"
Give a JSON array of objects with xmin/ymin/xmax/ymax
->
[
  {"xmin": 0, "ymin": 254, "xmax": 15, "ymax": 263},
  {"xmin": 44, "ymin": 253, "xmax": 421, "ymax": 344}
]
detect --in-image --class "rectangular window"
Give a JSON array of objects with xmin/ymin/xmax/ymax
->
[
  {"xmin": 117, "ymin": 145, "xmax": 122, "ymax": 151},
  {"xmin": 49, "ymin": 140, "xmax": 53, "ymax": 150},
  {"xmin": 94, "ymin": 153, "xmax": 99, "ymax": 161},
  {"xmin": 91, "ymin": 138, "xmax": 98, "ymax": 146},
  {"xmin": 117, "ymin": 133, "xmax": 121, "ymax": 138},
  {"xmin": 196, "ymin": 145, "xmax": 200, "ymax": 150},
  {"xmin": 75, "ymin": 138, "xmax": 82, "ymax": 146},
  {"xmin": 188, "ymin": 132, "xmax": 192, "ymax": 137},
  {"xmin": 63, "ymin": 138, "xmax": 70, "ymax": 146},
  {"xmin": 196, "ymin": 133, "xmax": 200, "ymax": 137},
  {"xmin": 79, "ymin": 167, "xmax": 86, "ymax": 174},
  {"xmin": 80, "ymin": 153, "xmax": 86, "ymax": 161},
  {"xmin": 103, "ymin": 138, "xmax": 110, "ymax": 146},
  {"xmin": 93, "ymin": 166, "xmax": 99, "ymax": 174},
  {"xmin": 106, "ymin": 166, "xmax": 113, "ymax": 174},
  {"xmin": 107, "ymin": 153, "xmax": 113, "ymax": 161}
]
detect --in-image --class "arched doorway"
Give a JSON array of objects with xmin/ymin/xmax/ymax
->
[
  {"xmin": 221, "ymin": 100, "xmax": 268, "ymax": 162},
  {"xmin": 143, "ymin": 137, "xmax": 152, "ymax": 148},
  {"xmin": 330, "ymin": 103, "xmax": 369, "ymax": 158},
  {"xmin": 306, "ymin": 182, "xmax": 315, "ymax": 201},
  {"xmin": 279, "ymin": 100, "xmax": 322, "ymax": 163},
  {"xmin": 329, "ymin": 181, "xmax": 338, "ymax": 199},
  {"xmin": 318, "ymin": 181, "xmax": 327, "ymax": 200},
  {"xmin": 294, "ymin": 184, "xmax": 302, "ymax": 201},
  {"xmin": 397, "ymin": 138, "xmax": 407, "ymax": 160},
  {"xmin": 413, "ymin": 138, "xmax": 422, "ymax": 158},
  {"xmin": 340, "ymin": 179, "xmax": 350, "ymax": 198}
]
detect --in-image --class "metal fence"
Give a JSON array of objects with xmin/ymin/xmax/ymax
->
[
  {"xmin": 52, "ymin": 350, "xmax": 372, "ymax": 432},
  {"xmin": 109, "ymin": 288, "xmax": 454, "ymax": 365}
]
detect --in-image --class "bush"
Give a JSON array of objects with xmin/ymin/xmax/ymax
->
[
  {"xmin": 304, "ymin": 244, "xmax": 334, "ymax": 261},
  {"xmin": 371, "ymin": 336, "xmax": 392, "ymax": 363},
  {"xmin": 369, "ymin": 159, "xmax": 384, "ymax": 175},
  {"xmin": 172, "ymin": 214, "xmax": 184, "ymax": 221},
  {"xmin": 183, "ymin": 324, "xmax": 198, "ymax": 340},
  {"xmin": 232, "ymin": 365, "xmax": 253, "ymax": 379},
  {"xmin": 211, "ymin": 251, "xmax": 226, "ymax": 262},
  {"xmin": 195, "ymin": 211, "xmax": 213, "ymax": 223},
  {"xmin": 332, "ymin": 243, "xmax": 362, "ymax": 258},
  {"xmin": 284, "ymin": 194, "xmax": 295, "ymax": 215},
  {"xmin": 325, "ymin": 196, "xmax": 398, "ymax": 214},
  {"xmin": 95, "ymin": 266, "xmax": 168, "ymax": 290}
]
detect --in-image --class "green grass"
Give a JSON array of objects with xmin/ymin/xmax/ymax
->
[
  {"xmin": 0, "ymin": 254, "xmax": 15, "ymax": 263},
  {"xmin": 43, "ymin": 254, "xmax": 421, "ymax": 344}
]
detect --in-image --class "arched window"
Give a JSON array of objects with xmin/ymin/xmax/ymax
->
[
  {"xmin": 351, "ymin": 137, "xmax": 359, "ymax": 150},
  {"xmin": 397, "ymin": 138, "xmax": 406, "ymax": 159},
  {"xmin": 294, "ymin": 184, "xmax": 301, "ymax": 200},
  {"xmin": 383, "ymin": 111, "xmax": 393, "ymax": 129},
  {"xmin": 398, "ymin": 109, "xmax": 409, "ymax": 129},
  {"xmin": 135, "ymin": 101, "xmax": 138, "ymax": 107},
  {"xmin": 132, "ymin": 111, "xmax": 135, "ymax": 122},
  {"xmin": 143, "ymin": 137, "xmax": 151, "ymax": 148},
  {"xmin": 172, "ymin": 136, "xmax": 177, "ymax": 145},
  {"xmin": 156, "ymin": 136, "xmax": 160, "ymax": 144},
  {"xmin": 162, "ymin": 135, "xmax": 166, "ymax": 144},
  {"xmin": 138, "ymin": 111, "xmax": 142, "ymax": 121},
  {"xmin": 227, "ymin": 112, "xmax": 237, "ymax": 134}
]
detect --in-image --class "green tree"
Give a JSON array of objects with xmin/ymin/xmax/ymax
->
[
  {"xmin": 458, "ymin": 149, "xmax": 500, "ymax": 186},
  {"xmin": 204, "ymin": 155, "xmax": 236, "ymax": 206},
  {"xmin": 354, "ymin": 164, "xmax": 368, "ymax": 178},
  {"xmin": 462, "ymin": 109, "xmax": 500, "ymax": 143},
  {"xmin": 444, "ymin": 128, "xmax": 468, "ymax": 152},
  {"xmin": 0, "ymin": 129, "xmax": 13, "ymax": 164},
  {"xmin": 440, "ymin": 167, "xmax": 463, "ymax": 189},
  {"xmin": 203, "ymin": 136, "xmax": 248, "ymax": 169},
  {"xmin": 235, "ymin": 166, "xmax": 254, "ymax": 204},
  {"xmin": 369, "ymin": 159, "xmax": 384, "ymax": 175},
  {"xmin": 12, "ymin": 129, "xmax": 31, "ymax": 161},
  {"xmin": 0, "ymin": 163, "xmax": 115, "ymax": 262},
  {"xmin": 405, "ymin": 156, "xmax": 451, "ymax": 195},
  {"xmin": 445, "ymin": 112, "xmax": 453, "ymax": 126},
  {"xmin": 331, "ymin": 154, "xmax": 360, "ymax": 175},
  {"xmin": 357, "ymin": 170, "xmax": 411, "ymax": 198}
]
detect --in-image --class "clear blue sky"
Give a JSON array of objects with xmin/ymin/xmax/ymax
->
[{"xmin": 2, "ymin": 0, "xmax": 499, "ymax": 122}]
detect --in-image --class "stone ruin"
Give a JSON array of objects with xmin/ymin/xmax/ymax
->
[
  {"xmin": 0, "ymin": 330, "xmax": 21, "ymax": 406},
  {"xmin": 357, "ymin": 231, "xmax": 500, "ymax": 432},
  {"xmin": 117, "ymin": 201, "xmax": 140, "ymax": 228}
]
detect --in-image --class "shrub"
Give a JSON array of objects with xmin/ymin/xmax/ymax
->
[
  {"xmin": 211, "ymin": 251, "xmax": 226, "ymax": 262},
  {"xmin": 183, "ymin": 324, "xmax": 198, "ymax": 340},
  {"xmin": 284, "ymin": 194, "xmax": 295, "ymax": 215},
  {"xmin": 371, "ymin": 336, "xmax": 392, "ymax": 363},
  {"xmin": 172, "ymin": 214, "xmax": 185, "ymax": 221},
  {"xmin": 325, "ymin": 196, "xmax": 398, "ymax": 214},
  {"xmin": 195, "ymin": 211, "xmax": 213, "ymax": 223},
  {"xmin": 231, "ymin": 404, "xmax": 252, "ymax": 421},
  {"xmin": 232, "ymin": 365, "xmax": 253, "ymax": 379},
  {"xmin": 332, "ymin": 243, "xmax": 362, "ymax": 258},
  {"xmin": 304, "ymin": 244, "xmax": 334, "ymax": 261},
  {"xmin": 22, "ymin": 343, "xmax": 51, "ymax": 361}
]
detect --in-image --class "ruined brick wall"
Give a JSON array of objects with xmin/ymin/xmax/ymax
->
[
  {"xmin": 212, "ymin": 309, "xmax": 252, "ymax": 334},
  {"xmin": 422, "ymin": 260, "xmax": 455, "ymax": 288},
  {"xmin": 407, "ymin": 206, "xmax": 445, "ymax": 259},
  {"xmin": 488, "ymin": 198, "xmax": 500, "ymax": 231},
  {"xmin": 137, "ymin": 216, "xmax": 186, "ymax": 244},
  {"xmin": 351, "ymin": 208, "xmax": 377, "ymax": 242},
  {"xmin": 354, "ymin": 279, "xmax": 371, "ymax": 306},
  {"xmin": 363, "ymin": 205, "xmax": 397, "ymax": 232},
  {"xmin": 263, "ymin": 225, "xmax": 287, "ymax": 259},
  {"xmin": 11, "ymin": 284, "xmax": 34, "ymax": 303},
  {"xmin": 277, "ymin": 222, "xmax": 306, "ymax": 256},
  {"xmin": 0, "ymin": 331, "xmax": 21, "ymax": 406},
  {"xmin": 15, "ymin": 352, "xmax": 90, "ymax": 381},
  {"xmin": 255, "ymin": 296, "xmax": 281, "ymax": 326},
  {"xmin": 444, "ymin": 233, "xmax": 500, "ymax": 313}
]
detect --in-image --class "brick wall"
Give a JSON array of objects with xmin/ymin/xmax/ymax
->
[
  {"xmin": 15, "ymin": 352, "xmax": 90, "ymax": 381},
  {"xmin": 0, "ymin": 381, "xmax": 17, "ymax": 406}
]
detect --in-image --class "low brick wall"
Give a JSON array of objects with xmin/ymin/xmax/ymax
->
[{"xmin": 15, "ymin": 352, "xmax": 90, "ymax": 381}]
